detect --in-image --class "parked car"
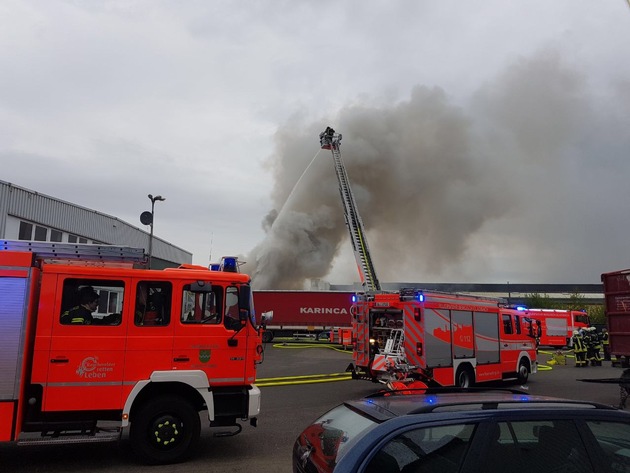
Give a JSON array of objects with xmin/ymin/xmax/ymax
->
[{"xmin": 293, "ymin": 387, "xmax": 630, "ymax": 473}]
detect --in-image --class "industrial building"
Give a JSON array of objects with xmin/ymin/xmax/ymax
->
[
  {"xmin": 0, "ymin": 179, "xmax": 604, "ymax": 303},
  {"xmin": 0, "ymin": 180, "xmax": 191, "ymax": 268}
]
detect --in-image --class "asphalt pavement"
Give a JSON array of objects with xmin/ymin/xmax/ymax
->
[{"xmin": 1, "ymin": 344, "xmax": 626, "ymax": 473}]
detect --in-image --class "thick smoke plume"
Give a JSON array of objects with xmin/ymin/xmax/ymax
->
[{"xmin": 247, "ymin": 49, "xmax": 622, "ymax": 289}]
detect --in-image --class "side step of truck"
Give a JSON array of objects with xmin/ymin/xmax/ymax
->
[{"xmin": 18, "ymin": 430, "xmax": 121, "ymax": 446}]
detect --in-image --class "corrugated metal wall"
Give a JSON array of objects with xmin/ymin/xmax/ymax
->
[{"xmin": 0, "ymin": 180, "xmax": 192, "ymax": 265}]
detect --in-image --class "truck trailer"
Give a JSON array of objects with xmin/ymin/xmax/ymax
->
[
  {"xmin": 602, "ymin": 269, "xmax": 630, "ymax": 365},
  {"xmin": 253, "ymin": 290, "xmax": 353, "ymax": 342}
]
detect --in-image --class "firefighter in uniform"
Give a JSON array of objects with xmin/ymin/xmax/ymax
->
[
  {"xmin": 602, "ymin": 328, "xmax": 611, "ymax": 361},
  {"xmin": 591, "ymin": 328, "xmax": 603, "ymax": 366},
  {"xmin": 572, "ymin": 330, "xmax": 587, "ymax": 367},
  {"xmin": 60, "ymin": 286, "xmax": 99, "ymax": 325},
  {"xmin": 583, "ymin": 328, "xmax": 595, "ymax": 366}
]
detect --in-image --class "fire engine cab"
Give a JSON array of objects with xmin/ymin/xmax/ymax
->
[{"xmin": 0, "ymin": 240, "xmax": 266, "ymax": 464}]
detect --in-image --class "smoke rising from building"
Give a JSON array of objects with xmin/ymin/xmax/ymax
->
[{"xmin": 247, "ymin": 49, "xmax": 626, "ymax": 289}]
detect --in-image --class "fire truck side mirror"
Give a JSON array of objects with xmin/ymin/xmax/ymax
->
[
  {"xmin": 190, "ymin": 281, "xmax": 212, "ymax": 293},
  {"xmin": 238, "ymin": 285, "xmax": 252, "ymax": 320},
  {"xmin": 260, "ymin": 310, "xmax": 274, "ymax": 326}
]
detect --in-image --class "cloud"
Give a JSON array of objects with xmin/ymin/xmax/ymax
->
[
  {"xmin": 248, "ymin": 48, "xmax": 630, "ymax": 289},
  {"xmin": 2, "ymin": 2, "xmax": 630, "ymax": 287}
]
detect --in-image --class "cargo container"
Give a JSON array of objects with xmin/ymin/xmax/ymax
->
[
  {"xmin": 253, "ymin": 290, "xmax": 353, "ymax": 342},
  {"xmin": 602, "ymin": 269, "xmax": 630, "ymax": 364}
]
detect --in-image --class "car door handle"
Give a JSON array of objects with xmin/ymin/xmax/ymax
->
[
  {"xmin": 173, "ymin": 356, "xmax": 190, "ymax": 362},
  {"xmin": 50, "ymin": 358, "xmax": 69, "ymax": 364}
]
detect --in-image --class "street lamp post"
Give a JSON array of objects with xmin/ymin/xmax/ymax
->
[{"xmin": 145, "ymin": 194, "xmax": 165, "ymax": 268}]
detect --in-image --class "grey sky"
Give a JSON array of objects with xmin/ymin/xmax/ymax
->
[{"xmin": 2, "ymin": 1, "xmax": 629, "ymax": 288}]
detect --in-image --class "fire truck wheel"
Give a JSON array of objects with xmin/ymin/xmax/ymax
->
[
  {"xmin": 517, "ymin": 360, "xmax": 529, "ymax": 384},
  {"xmin": 130, "ymin": 395, "xmax": 201, "ymax": 465},
  {"xmin": 455, "ymin": 366, "xmax": 474, "ymax": 388}
]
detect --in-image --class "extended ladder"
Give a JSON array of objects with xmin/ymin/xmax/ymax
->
[
  {"xmin": 320, "ymin": 127, "xmax": 381, "ymax": 291},
  {"xmin": 0, "ymin": 240, "xmax": 146, "ymax": 265}
]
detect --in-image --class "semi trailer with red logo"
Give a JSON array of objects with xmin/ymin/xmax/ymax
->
[
  {"xmin": 253, "ymin": 290, "xmax": 353, "ymax": 342},
  {"xmin": 0, "ymin": 240, "xmax": 267, "ymax": 464}
]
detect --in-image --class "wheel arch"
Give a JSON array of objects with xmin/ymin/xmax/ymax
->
[
  {"xmin": 516, "ymin": 351, "xmax": 534, "ymax": 373},
  {"xmin": 123, "ymin": 371, "xmax": 212, "ymax": 427},
  {"xmin": 454, "ymin": 361, "xmax": 475, "ymax": 387}
]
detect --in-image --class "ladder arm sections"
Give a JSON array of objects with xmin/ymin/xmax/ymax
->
[{"xmin": 319, "ymin": 127, "xmax": 381, "ymax": 291}]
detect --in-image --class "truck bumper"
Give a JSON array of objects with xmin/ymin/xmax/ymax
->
[{"xmin": 249, "ymin": 385, "xmax": 261, "ymax": 417}]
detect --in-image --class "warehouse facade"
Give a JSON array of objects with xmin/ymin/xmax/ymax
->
[{"xmin": 0, "ymin": 180, "xmax": 191, "ymax": 268}]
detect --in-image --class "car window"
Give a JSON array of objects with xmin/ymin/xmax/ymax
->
[
  {"xmin": 479, "ymin": 420, "xmax": 594, "ymax": 473},
  {"xmin": 365, "ymin": 423, "xmax": 474, "ymax": 473},
  {"xmin": 300, "ymin": 404, "xmax": 376, "ymax": 470},
  {"xmin": 586, "ymin": 420, "xmax": 630, "ymax": 472}
]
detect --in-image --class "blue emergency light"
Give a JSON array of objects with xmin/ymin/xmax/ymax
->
[
  {"xmin": 221, "ymin": 257, "xmax": 238, "ymax": 273},
  {"xmin": 425, "ymin": 395, "xmax": 437, "ymax": 405}
]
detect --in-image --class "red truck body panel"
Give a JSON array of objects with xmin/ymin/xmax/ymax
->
[
  {"xmin": 602, "ymin": 269, "xmax": 630, "ymax": 356},
  {"xmin": 522, "ymin": 309, "xmax": 589, "ymax": 348},
  {"xmin": 253, "ymin": 291, "xmax": 353, "ymax": 329}
]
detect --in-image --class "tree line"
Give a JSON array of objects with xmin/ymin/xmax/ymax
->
[{"xmin": 522, "ymin": 292, "xmax": 606, "ymax": 325}]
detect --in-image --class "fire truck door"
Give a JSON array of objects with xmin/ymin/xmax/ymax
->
[
  {"xmin": 123, "ymin": 281, "xmax": 176, "ymax": 393},
  {"xmin": 45, "ymin": 277, "xmax": 128, "ymax": 412},
  {"xmin": 173, "ymin": 285, "xmax": 249, "ymax": 384},
  {"xmin": 499, "ymin": 312, "xmax": 520, "ymax": 367}
]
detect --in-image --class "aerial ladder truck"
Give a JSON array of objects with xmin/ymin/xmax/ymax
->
[
  {"xmin": 319, "ymin": 127, "xmax": 409, "ymax": 384},
  {"xmin": 319, "ymin": 126, "xmax": 381, "ymax": 292},
  {"xmin": 319, "ymin": 128, "xmax": 537, "ymax": 388}
]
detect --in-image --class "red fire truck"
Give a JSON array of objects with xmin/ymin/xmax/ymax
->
[
  {"xmin": 349, "ymin": 290, "xmax": 537, "ymax": 387},
  {"xmin": 0, "ymin": 240, "xmax": 266, "ymax": 464},
  {"xmin": 319, "ymin": 127, "xmax": 537, "ymax": 387},
  {"xmin": 253, "ymin": 290, "xmax": 353, "ymax": 342},
  {"xmin": 519, "ymin": 308, "xmax": 590, "ymax": 348}
]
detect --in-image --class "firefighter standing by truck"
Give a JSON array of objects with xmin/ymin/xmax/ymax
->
[
  {"xmin": 572, "ymin": 330, "xmax": 587, "ymax": 367},
  {"xmin": 602, "ymin": 328, "xmax": 611, "ymax": 361},
  {"xmin": 584, "ymin": 327, "xmax": 603, "ymax": 366},
  {"xmin": 591, "ymin": 327, "xmax": 604, "ymax": 366}
]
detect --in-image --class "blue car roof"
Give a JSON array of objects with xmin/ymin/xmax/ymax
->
[{"xmin": 345, "ymin": 388, "xmax": 620, "ymax": 421}]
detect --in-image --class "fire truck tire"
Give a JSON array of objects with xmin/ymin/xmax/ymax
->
[
  {"xmin": 517, "ymin": 360, "xmax": 529, "ymax": 384},
  {"xmin": 262, "ymin": 331, "xmax": 274, "ymax": 343},
  {"xmin": 455, "ymin": 366, "xmax": 474, "ymax": 388},
  {"xmin": 130, "ymin": 395, "xmax": 201, "ymax": 465}
]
